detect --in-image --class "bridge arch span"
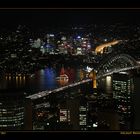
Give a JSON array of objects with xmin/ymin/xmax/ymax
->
[{"xmin": 96, "ymin": 54, "xmax": 139, "ymax": 79}]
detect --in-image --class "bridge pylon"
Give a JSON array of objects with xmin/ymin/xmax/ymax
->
[{"xmin": 93, "ymin": 70, "xmax": 97, "ymax": 89}]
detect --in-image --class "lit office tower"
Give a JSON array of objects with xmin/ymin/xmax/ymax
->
[
  {"xmin": 79, "ymin": 105, "xmax": 87, "ymax": 130},
  {"xmin": 0, "ymin": 92, "xmax": 25, "ymax": 130},
  {"xmin": 58, "ymin": 108, "xmax": 71, "ymax": 130},
  {"xmin": 59, "ymin": 109, "xmax": 70, "ymax": 123},
  {"xmin": 79, "ymin": 95, "xmax": 88, "ymax": 131},
  {"xmin": 112, "ymin": 72, "xmax": 134, "ymax": 130}
]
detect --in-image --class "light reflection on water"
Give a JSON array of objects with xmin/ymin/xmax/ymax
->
[
  {"xmin": 0, "ymin": 66, "xmax": 115, "ymax": 96},
  {"xmin": 0, "ymin": 66, "xmax": 88, "ymax": 95},
  {"xmin": 1, "ymin": 66, "xmax": 137, "ymax": 96}
]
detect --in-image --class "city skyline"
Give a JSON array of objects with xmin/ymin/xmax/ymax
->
[{"xmin": 0, "ymin": 9, "xmax": 140, "ymax": 132}]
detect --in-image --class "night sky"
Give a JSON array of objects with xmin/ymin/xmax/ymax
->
[{"xmin": 0, "ymin": 9, "xmax": 140, "ymax": 30}]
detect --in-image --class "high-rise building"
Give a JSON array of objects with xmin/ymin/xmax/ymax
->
[
  {"xmin": 0, "ymin": 92, "xmax": 25, "ymax": 130},
  {"xmin": 78, "ymin": 95, "xmax": 88, "ymax": 131},
  {"xmin": 59, "ymin": 109, "xmax": 70, "ymax": 123},
  {"xmin": 113, "ymin": 72, "xmax": 134, "ymax": 130},
  {"xmin": 86, "ymin": 101, "xmax": 98, "ymax": 130},
  {"xmin": 79, "ymin": 105, "xmax": 87, "ymax": 130}
]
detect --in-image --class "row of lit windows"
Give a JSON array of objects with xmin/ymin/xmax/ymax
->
[
  {"xmin": 121, "ymin": 90, "xmax": 127, "ymax": 93},
  {"xmin": 79, "ymin": 122, "xmax": 87, "ymax": 126},
  {"xmin": 0, "ymin": 115, "xmax": 24, "ymax": 119},
  {"xmin": 118, "ymin": 105, "xmax": 131, "ymax": 108},
  {"xmin": 0, "ymin": 115, "xmax": 24, "ymax": 120},
  {"xmin": 113, "ymin": 90, "xmax": 131, "ymax": 96},
  {"xmin": 79, "ymin": 115, "xmax": 87, "ymax": 126},
  {"xmin": 79, "ymin": 107, "xmax": 86, "ymax": 112},
  {"xmin": 0, "ymin": 107, "xmax": 24, "ymax": 110},
  {"xmin": 0, "ymin": 112, "xmax": 24, "ymax": 115},
  {"xmin": 79, "ymin": 114, "xmax": 87, "ymax": 126},
  {"xmin": 113, "ymin": 92, "xmax": 130, "ymax": 99},
  {"xmin": 121, "ymin": 85, "xmax": 127, "ymax": 88},
  {"xmin": 114, "ymin": 95, "xmax": 130, "ymax": 99},
  {"xmin": 113, "ymin": 83, "xmax": 127, "ymax": 87},
  {"xmin": 0, "ymin": 112, "xmax": 24, "ymax": 116},
  {"xmin": 117, "ymin": 110, "xmax": 131, "ymax": 114},
  {"xmin": 113, "ymin": 93, "xmax": 126, "ymax": 97},
  {"xmin": 113, "ymin": 81, "xmax": 127, "ymax": 84},
  {"xmin": 0, "ymin": 117, "xmax": 23, "ymax": 122},
  {"xmin": 113, "ymin": 86, "xmax": 127, "ymax": 89},
  {"xmin": 0, "ymin": 122, "xmax": 24, "ymax": 127},
  {"xmin": 79, "ymin": 114, "xmax": 86, "ymax": 117},
  {"xmin": 0, "ymin": 121, "xmax": 24, "ymax": 125},
  {"xmin": 118, "ymin": 99, "xmax": 131, "ymax": 102},
  {"xmin": 113, "ymin": 95, "xmax": 131, "ymax": 99},
  {"xmin": 0, "ymin": 108, "xmax": 24, "ymax": 113}
]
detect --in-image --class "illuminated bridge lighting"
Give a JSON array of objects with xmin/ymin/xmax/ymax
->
[
  {"xmin": 96, "ymin": 65, "xmax": 140, "ymax": 79},
  {"xmin": 95, "ymin": 40, "xmax": 121, "ymax": 54}
]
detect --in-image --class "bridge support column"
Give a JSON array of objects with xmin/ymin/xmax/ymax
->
[{"xmin": 93, "ymin": 70, "xmax": 97, "ymax": 89}]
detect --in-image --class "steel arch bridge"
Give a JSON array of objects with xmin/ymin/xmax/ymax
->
[
  {"xmin": 96, "ymin": 54, "xmax": 140, "ymax": 79},
  {"xmin": 27, "ymin": 53, "xmax": 140, "ymax": 101}
]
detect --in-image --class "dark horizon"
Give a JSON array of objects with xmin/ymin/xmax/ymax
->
[{"xmin": 0, "ymin": 9, "xmax": 140, "ymax": 30}]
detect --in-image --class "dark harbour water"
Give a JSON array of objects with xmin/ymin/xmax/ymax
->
[{"xmin": 0, "ymin": 66, "xmax": 87, "ymax": 95}]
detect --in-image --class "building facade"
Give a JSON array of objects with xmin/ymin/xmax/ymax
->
[{"xmin": 113, "ymin": 72, "xmax": 134, "ymax": 130}]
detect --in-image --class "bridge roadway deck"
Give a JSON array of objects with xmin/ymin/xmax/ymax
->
[{"xmin": 26, "ymin": 79, "xmax": 92, "ymax": 100}]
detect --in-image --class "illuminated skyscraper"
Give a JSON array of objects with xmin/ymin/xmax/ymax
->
[
  {"xmin": 79, "ymin": 105, "xmax": 87, "ymax": 130},
  {"xmin": 0, "ymin": 92, "xmax": 25, "ymax": 130},
  {"xmin": 113, "ymin": 72, "xmax": 134, "ymax": 130}
]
